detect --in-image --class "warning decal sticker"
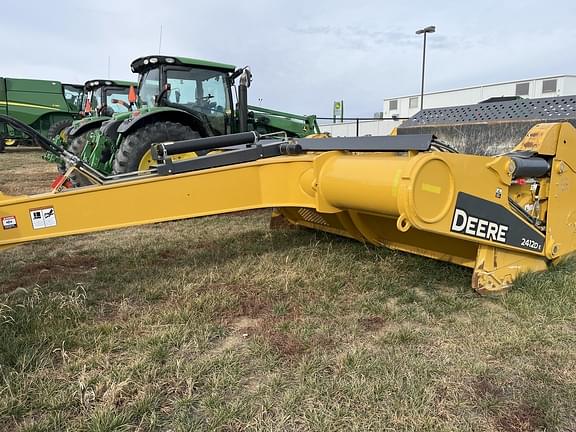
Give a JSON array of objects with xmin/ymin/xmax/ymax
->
[
  {"xmin": 2, "ymin": 216, "xmax": 17, "ymax": 230},
  {"xmin": 30, "ymin": 207, "xmax": 57, "ymax": 230}
]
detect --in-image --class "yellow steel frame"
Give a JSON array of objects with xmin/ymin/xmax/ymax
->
[{"xmin": 1, "ymin": 122, "xmax": 575, "ymax": 293}]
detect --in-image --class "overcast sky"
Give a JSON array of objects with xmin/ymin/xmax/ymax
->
[{"xmin": 2, "ymin": 0, "xmax": 575, "ymax": 118}]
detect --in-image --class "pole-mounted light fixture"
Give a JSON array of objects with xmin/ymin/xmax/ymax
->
[{"xmin": 416, "ymin": 25, "xmax": 436, "ymax": 111}]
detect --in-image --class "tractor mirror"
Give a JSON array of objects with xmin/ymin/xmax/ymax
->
[{"xmin": 128, "ymin": 85, "xmax": 137, "ymax": 104}]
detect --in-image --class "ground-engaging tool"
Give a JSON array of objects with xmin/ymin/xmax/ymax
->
[
  {"xmin": 397, "ymin": 95, "xmax": 576, "ymax": 154},
  {"xmin": 0, "ymin": 77, "xmax": 83, "ymax": 150},
  {"xmin": 62, "ymin": 55, "xmax": 320, "ymax": 179},
  {"xmin": 2, "ymin": 114, "xmax": 575, "ymax": 293}
]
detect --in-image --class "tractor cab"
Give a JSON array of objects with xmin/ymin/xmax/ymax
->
[
  {"xmin": 131, "ymin": 56, "xmax": 236, "ymax": 136},
  {"xmin": 83, "ymin": 79, "xmax": 136, "ymax": 117}
]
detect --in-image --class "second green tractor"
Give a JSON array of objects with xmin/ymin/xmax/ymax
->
[{"xmin": 65, "ymin": 79, "xmax": 136, "ymax": 159}]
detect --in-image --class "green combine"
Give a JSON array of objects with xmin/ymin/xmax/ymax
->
[
  {"xmin": 0, "ymin": 77, "xmax": 83, "ymax": 151},
  {"xmin": 64, "ymin": 55, "xmax": 319, "ymax": 178}
]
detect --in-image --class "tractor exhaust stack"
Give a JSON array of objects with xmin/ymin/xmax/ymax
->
[{"xmin": 238, "ymin": 68, "xmax": 252, "ymax": 133}]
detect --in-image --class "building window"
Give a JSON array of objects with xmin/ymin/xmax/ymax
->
[
  {"xmin": 516, "ymin": 82, "xmax": 530, "ymax": 96},
  {"xmin": 542, "ymin": 79, "xmax": 557, "ymax": 94},
  {"xmin": 389, "ymin": 100, "xmax": 398, "ymax": 111},
  {"xmin": 409, "ymin": 97, "xmax": 419, "ymax": 109}
]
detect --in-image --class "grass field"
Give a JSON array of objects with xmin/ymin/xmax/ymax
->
[{"xmin": 0, "ymin": 150, "xmax": 575, "ymax": 431}]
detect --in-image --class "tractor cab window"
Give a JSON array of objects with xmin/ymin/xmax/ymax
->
[
  {"xmin": 103, "ymin": 87, "xmax": 131, "ymax": 113},
  {"xmin": 86, "ymin": 89, "xmax": 102, "ymax": 114},
  {"xmin": 63, "ymin": 85, "xmax": 84, "ymax": 112},
  {"xmin": 166, "ymin": 70, "xmax": 197, "ymax": 105},
  {"xmin": 165, "ymin": 68, "xmax": 229, "ymax": 117},
  {"xmin": 138, "ymin": 68, "xmax": 160, "ymax": 107}
]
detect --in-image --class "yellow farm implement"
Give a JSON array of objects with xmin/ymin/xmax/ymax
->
[{"xmin": 1, "ymin": 114, "xmax": 575, "ymax": 293}]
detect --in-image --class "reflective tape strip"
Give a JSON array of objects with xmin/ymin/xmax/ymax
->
[
  {"xmin": 0, "ymin": 100, "xmax": 61, "ymax": 111},
  {"xmin": 422, "ymin": 183, "xmax": 441, "ymax": 194}
]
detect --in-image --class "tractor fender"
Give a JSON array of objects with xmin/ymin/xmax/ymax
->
[
  {"xmin": 69, "ymin": 116, "xmax": 110, "ymax": 138},
  {"xmin": 117, "ymin": 108, "xmax": 209, "ymax": 137}
]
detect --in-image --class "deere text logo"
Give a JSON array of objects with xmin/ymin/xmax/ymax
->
[{"xmin": 451, "ymin": 208, "xmax": 508, "ymax": 243}]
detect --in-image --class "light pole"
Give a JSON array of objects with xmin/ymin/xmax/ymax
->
[{"xmin": 415, "ymin": 25, "xmax": 435, "ymax": 111}]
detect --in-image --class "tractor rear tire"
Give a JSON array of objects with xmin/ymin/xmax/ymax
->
[
  {"xmin": 47, "ymin": 119, "xmax": 74, "ymax": 140},
  {"xmin": 112, "ymin": 122, "xmax": 200, "ymax": 174}
]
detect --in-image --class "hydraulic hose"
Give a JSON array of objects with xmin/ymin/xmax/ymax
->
[{"xmin": 0, "ymin": 114, "xmax": 64, "ymax": 157}]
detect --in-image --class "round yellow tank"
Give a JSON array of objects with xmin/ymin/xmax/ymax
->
[
  {"xmin": 318, "ymin": 153, "xmax": 456, "ymax": 229},
  {"xmin": 318, "ymin": 154, "xmax": 410, "ymax": 216}
]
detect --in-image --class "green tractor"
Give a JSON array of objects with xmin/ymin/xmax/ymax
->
[
  {"xmin": 64, "ymin": 79, "xmax": 137, "ymax": 155},
  {"xmin": 0, "ymin": 77, "xmax": 83, "ymax": 151},
  {"xmin": 83, "ymin": 79, "xmax": 136, "ymax": 116},
  {"xmin": 66, "ymin": 55, "xmax": 320, "ymax": 177},
  {"xmin": 45, "ymin": 79, "xmax": 136, "ymax": 177}
]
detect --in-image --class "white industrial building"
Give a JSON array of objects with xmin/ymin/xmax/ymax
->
[{"xmin": 320, "ymin": 75, "xmax": 576, "ymax": 137}]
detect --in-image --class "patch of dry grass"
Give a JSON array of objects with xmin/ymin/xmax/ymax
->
[
  {"xmin": 0, "ymin": 150, "xmax": 575, "ymax": 431},
  {"xmin": 0, "ymin": 148, "xmax": 56, "ymax": 196}
]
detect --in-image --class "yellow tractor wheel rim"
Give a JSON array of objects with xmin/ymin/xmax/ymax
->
[
  {"xmin": 138, "ymin": 149, "xmax": 202, "ymax": 171},
  {"xmin": 305, "ymin": 133, "xmax": 331, "ymax": 139},
  {"xmin": 59, "ymin": 129, "xmax": 69, "ymax": 142},
  {"xmin": 4, "ymin": 139, "xmax": 16, "ymax": 146}
]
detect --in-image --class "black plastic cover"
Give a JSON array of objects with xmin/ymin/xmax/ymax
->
[{"xmin": 510, "ymin": 157, "xmax": 550, "ymax": 178}]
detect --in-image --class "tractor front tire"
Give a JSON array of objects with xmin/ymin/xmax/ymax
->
[
  {"xmin": 112, "ymin": 122, "xmax": 200, "ymax": 174},
  {"xmin": 65, "ymin": 132, "xmax": 93, "ymax": 187},
  {"xmin": 68, "ymin": 132, "xmax": 90, "ymax": 157},
  {"xmin": 47, "ymin": 119, "xmax": 74, "ymax": 141}
]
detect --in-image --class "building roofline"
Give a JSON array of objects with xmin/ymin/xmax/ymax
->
[{"xmin": 383, "ymin": 74, "xmax": 576, "ymax": 102}]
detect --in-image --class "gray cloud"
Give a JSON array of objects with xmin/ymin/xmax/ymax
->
[
  {"xmin": 1, "ymin": 0, "xmax": 575, "ymax": 118},
  {"xmin": 290, "ymin": 25, "xmax": 446, "ymax": 49}
]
